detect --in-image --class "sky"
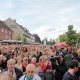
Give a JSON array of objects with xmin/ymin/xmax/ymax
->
[{"xmin": 0, "ymin": 0, "xmax": 80, "ymax": 40}]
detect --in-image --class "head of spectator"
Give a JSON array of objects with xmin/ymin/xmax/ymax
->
[
  {"xmin": 24, "ymin": 53, "xmax": 29, "ymax": 58},
  {"xmin": 77, "ymin": 49, "xmax": 80, "ymax": 57},
  {"xmin": 0, "ymin": 55, "xmax": 3, "ymax": 60},
  {"xmin": 0, "ymin": 71, "xmax": 13, "ymax": 80},
  {"xmin": 43, "ymin": 55, "xmax": 48, "ymax": 63},
  {"xmin": 68, "ymin": 60, "xmax": 79, "ymax": 74},
  {"xmin": 7, "ymin": 59, "xmax": 15, "ymax": 72},
  {"xmin": 31, "ymin": 57, "xmax": 37, "ymax": 65},
  {"xmin": 59, "ymin": 55, "xmax": 65, "ymax": 64},
  {"xmin": 12, "ymin": 54, "xmax": 17, "ymax": 61},
  {"xmin": 3, "ymin": 55, "xmax": 8, "ymax": 62},
  {"xmin": 16, "ymin": 55, "xmax": 22, "ymax": 64},
  {"xmin": 23, "ymin": 57, "xmax": 28, "ymax": 66},
  {"xmin": 72, "ymin": 52, "xmax": 78, "ymax": 60},
  {"xmin": 39, "ymin": 56, "xmax": 43, "ymax": 62},
  {"xmin": 26, "ymin": 64, "xmax": 35, "ymax": 78},
  {"xmin": 35, "ymin": 63, "xmax": 42, "ymax": 74}
]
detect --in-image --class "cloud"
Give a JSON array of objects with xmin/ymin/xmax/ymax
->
[
  {"xmin": 30, "ymin": 26, "xmax": 56, "ymax": 34},
  {"xmin": 0, "ymin": 0, "xmax": 80, "ymax": 40},
  {"xmin": 0, "ymin": 0, "xmax": 14, "ymax": 9}
]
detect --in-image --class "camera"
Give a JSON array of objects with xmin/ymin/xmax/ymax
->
[
  {"xmin": 50, "ymin": 56, "xmax": 61, "ymax": 69},
  {"xmin": 50, "ymin": 56, "xmax": 61, "ymax": 63}
]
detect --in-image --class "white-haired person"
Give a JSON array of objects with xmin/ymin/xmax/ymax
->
[
  {"xmin": 19, "ymin": 64, "xmax": 41, "ymax": 80},
  {"xmin": 30, "ymin": 57, "xmax": 37, "ymax": 65},
  {"xmin": 2, "ymin": 59, "xmax": 23, "ymax": 80},
  {"xmin": 0, "ymin": 71, "xmax": 13, "ymax": 80}
]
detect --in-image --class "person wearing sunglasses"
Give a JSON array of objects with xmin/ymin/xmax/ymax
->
[{"xmin": 19, "ymin": 64, "xmax": 41, "ymax": 80}]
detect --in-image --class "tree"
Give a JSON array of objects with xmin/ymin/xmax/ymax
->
[
  {"xmin": 52, "ymin": 39, "xmax": 56, "ymax": 44},
  {"xmin": 33, "ymin": 34, "xmax": 41, "ymax": 43},
  {"xmin": 59, "ymin": 34, "xmax": 67, "ymax": 42},
  {"xmin": 76, "ymin": 33, "xmax": 80, "ymax": 48},
  {"xmin": 66, "ymin": 25, "xmax": 78, "ymax": 46},
  {"xmin": 16, "ymin": 34, "xmax": 21, "ymax": 41},
  {"xmin": 22, "ymin": 37, "xmax": 27, "ymax": 44}
]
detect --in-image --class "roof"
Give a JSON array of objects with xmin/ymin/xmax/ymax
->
[
  {"xmin": 5, "ymin": 18, "xmax": 30, "ymax": 33},
  {"xmin": 0, "ymin": 20, "xmax": 13, "ymax": 32}
]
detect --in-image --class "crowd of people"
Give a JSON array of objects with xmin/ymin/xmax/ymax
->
[{"xmin": 0, "ymin": 43, "xmax": 80, "ymax": 80}]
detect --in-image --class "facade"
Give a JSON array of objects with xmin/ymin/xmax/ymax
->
[
  {"xmin": 4, "ymin": 18, "xmax": 24, "ymax": 40},
  {"xmin": 30, "ymin": 34, "xmax": 35, "ymax": 44},
  {"xmin": 4, "ymin": 18, "xmax": 35, "ymax": 44},
  {"xmin": 0, "ymin": 21, "xmax": 13, "ymax": 40},
  {"xmin": 23, "ymin": 27, "xmax": 31, "ymax": 43}
]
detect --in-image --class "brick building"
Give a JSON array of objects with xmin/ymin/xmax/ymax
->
[{"xmin": 0, "ymin": 21, "xmax": 13, "ymax": 40}]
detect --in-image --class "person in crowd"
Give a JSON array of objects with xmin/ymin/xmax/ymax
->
[
  {"xmin": 51, "ymin": 55, "xmax": 67, "ymax": 80},
  {"xmin": 21, "ymin": 57, "xmax": 28, "ymax": 74},
  {"xmin": 2, "ymin": 59, "xmax": 23, "ymax": 80},
  {"xmin": 24, "ymin": 53, "xmax": 31, "ymax": 63},
  {"xmin": 30, "ymin": 57, "xmax": 37, "ymax": 65},
  {"xmin": 62, "ymin": 60, "xmax": 79, "ymax": 80},
  {"xmin": 35, "ymin": 62, "xmax": 44, "ymax": 80},
  {"xmin": 0, "ymin": 55, "xmax": 3, "ymax": 70},
  {"xmin": 0, "ymin": 71, "xmax": 13, "ymax": 80},
  {"xmin": 77, "ymin": 49, "xmax": 80, "ymax": 62},
  {"xmin": 32, "ymin": 51, "xmax": 42, "ymax": 62},
  {"xmin": 15, "ymin": 56, "xmax": 22, "ymax": 71},
  {"xmin": 19, "ymin": 64, "xmax": 41, "ymax": 80},
  {"xmin": 40, "ymin": 55, "xmax": 51, "ymax": 73},
  {"xmin": 1, "ymin": 55, "xmax": 8, "ymax": 69},
  {"xmin": 65, "ymin": 52, "xmax": 72, "ymax": 67}
]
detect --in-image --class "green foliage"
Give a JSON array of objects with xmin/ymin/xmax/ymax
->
[
  {"xmin": 22, "ymin": 37, "xmax": 27, "ymax": 44},
  {"xmin": 77, "ymin": 33, "xmax": 80, "ymax": 48},
  {"xmin": 66, "ymin": 25, "xmax": 78, "ymax": 46},
  {"xmin": 77, "ymin": 33, "xmax": 80, "ymax": 41},
  {"xmin": 16, "ymin": 34, "xmax": 21, "ymax": 41},
  {"xmin": 60, "ymin": 34, "xmax": 67, "ymax": 42}
]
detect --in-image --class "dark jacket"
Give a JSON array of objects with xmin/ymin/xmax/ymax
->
[
  {"xmin": 62, "ymin": 71, "xmax": 78, "ymax": 80},
  {"xmin": 52, "ymin": 62, "xmax": 67, "ymax": 80},
  {"xmin": 2, "ymin": 68, "xmax": 23, "ymax": 80}
]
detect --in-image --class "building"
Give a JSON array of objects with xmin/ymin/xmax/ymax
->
[
  {"xmin": 22, "ymin": 27, "xmax": 31, "ymax": 43},
  {"xmin": 30, "ymin": 34, "xmax": 35, "ymax": 44},
  {"xmin": 0, "ymin": 21, "xmax": 13, "ymax": 40},
  {"xmin": 4, "ymin": 18, "xmax": 35, "ymax": 44},
  {"xmin": 4, "ymin": 18, "xmax": 25, "ymax": 40}
]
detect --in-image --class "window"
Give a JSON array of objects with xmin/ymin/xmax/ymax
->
[
  {"xmin": 5, "ymin": 30, "xmax": 7, "ymax": 33},
  {"xmin": 10, "ymin": 25, "xmax": 17, "ymax": 28},
  {"xmin": 0, "ymin": 34, "xmax": 3, "ymax": 38},
  {"xmin": 9, "ymin": 31, "xmax": 11, "ymax": 34},
  {"xmin": 5, "ymin": 35, "xmax": 8, "ymax": 39}
]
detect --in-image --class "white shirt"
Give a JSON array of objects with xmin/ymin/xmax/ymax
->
[{"xmin": 19, "ymin": 74, "xmax": 41, "ymax": 80}]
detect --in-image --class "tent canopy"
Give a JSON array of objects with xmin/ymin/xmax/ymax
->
[{"xmin": 54, "ymin": 42, "xmax": 68, "ymax": 47}]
